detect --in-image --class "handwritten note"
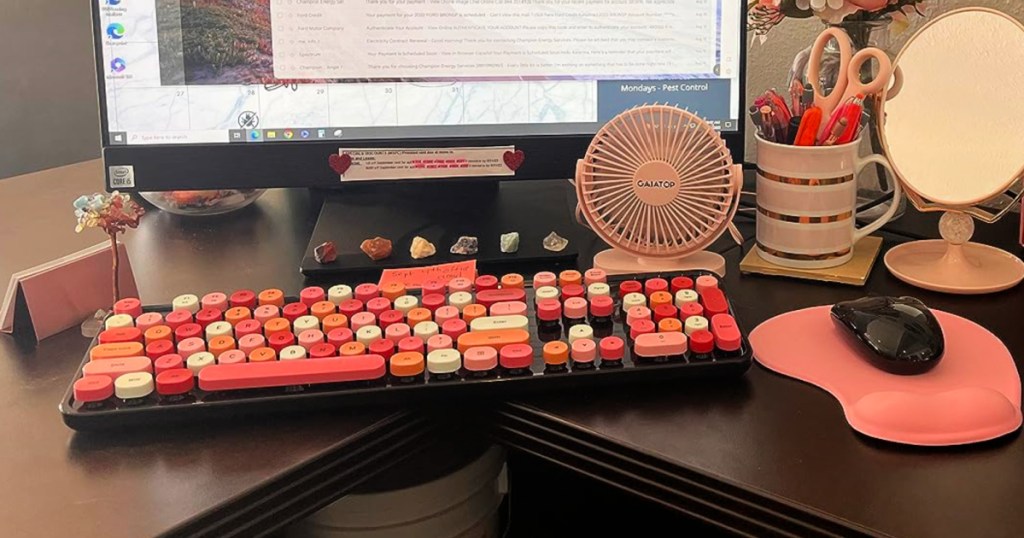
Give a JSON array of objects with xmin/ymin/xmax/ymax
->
[
  {"xmin": 338, "ymin": 147, "xmax": 514, "ymax": 181},
  {"xmin": 378, "ymin": 260, "xmax": 477, "ymax": 290}
]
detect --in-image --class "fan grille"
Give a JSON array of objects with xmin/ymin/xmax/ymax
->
[{"xmin": 576, "ymin": 105, "xmax": 737, "ymax": 259}]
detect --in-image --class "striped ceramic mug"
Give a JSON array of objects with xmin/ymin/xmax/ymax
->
[{"xmin": 754, "ymin": 135, "xmax": 902, "ymax": 269}]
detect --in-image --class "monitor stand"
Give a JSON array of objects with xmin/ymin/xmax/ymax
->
[{"xmin": 300, "ymin": 180, "xmax": 580, "ymax": 279}]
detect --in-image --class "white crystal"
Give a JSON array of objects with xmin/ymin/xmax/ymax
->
[{"xmin": 542, "ymin": 231, "xmax": 569, "ymax": 252}]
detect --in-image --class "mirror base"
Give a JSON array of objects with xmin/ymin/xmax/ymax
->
[{"xmin": 884, "ymin": 240, "xmax": 1024, "ymax": 295}]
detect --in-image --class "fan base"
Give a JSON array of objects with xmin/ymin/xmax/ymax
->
[{"xmin": 593, "ymin": 249, "xmax": 727, "ymax": 277}]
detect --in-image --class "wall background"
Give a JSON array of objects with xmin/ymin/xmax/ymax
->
[{"xmin": 1, "ymin": 1, "xmax": 1021, "ymax": 179}]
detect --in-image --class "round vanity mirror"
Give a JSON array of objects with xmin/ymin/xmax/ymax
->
[{"xmin": 879, "ymin": 8, "xmax": 1024, "ymax": 294}]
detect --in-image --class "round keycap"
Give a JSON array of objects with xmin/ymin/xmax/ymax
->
[
  {"xmin": 571, "ymin": 339, "xmax": 597, "ymax": 364},
  {"xmin": 195, "ymin": 308, "xmax": 223, "ymax": 328},
  {"xmin": 268, "ymin": 331, "xmax": 296, "ymax": 351},
  {"xmin": 413, "ymin": 321, "xmax": 440, "ymax": 340},
  {"xmin": 279, "ymin": 345, "xmax": 307, "ymax": 360},
  {"xmin": 143, "ymin": 323, "xmax": 173, "ymax": 344},
  {"xmin": 328, "ymin": 285, "xmax": 354, "ymax": 304},
  {"xmin": 532, "ymin": 271, "xmax": 557, "ymax": 289},
  {"xmin": 235, "ymin": 319, "xmax": 263, "ymax": 338},
  {"xmin": 230, "ymin": 289, "xmax": 257, "ymax": 309},
  {"xmin": 587, "ymin": 282, "xmax": 611, "ymax": 299},
  {"xmin": 397, "ymin": 336, "xmax": 424, "ymax": 354},
  {"xmin": 309, "ymin": 342, "xmax": 338, "ymax": 359},
  {"xmin": 300, "ymin": 286, "xmax": 326, "ymax": 306},
  {"xmin": 385, "ymin": 323, "xmax": 412, "ymax": 343},
  {"xmin": 618, "ymin": 280, "xmax": 643, "ymax": 298},
  {"xmin": 421, "ymin": 294, "xmax": 446, "ymax": 313},
  {"xmin": 558, "ymin": 270, "xmax": 582, "ymax": 287},
  {"xmin": 172, "ymin": 294, "xmax": 200, "ymax": 313},
  {"xmin": 282, "ymin": 302, "xmax": 309, "ymax": 322},
  {"xmin": 475, "ymin": 275, "xmax": 499, "ymax": 291},
  {"xmin": 563, "ymin": 297, "xmax": 588, "ymax": 320},
  {"xmin": 644, "ymin": 278, "xmax": 669, "ymax": 296},
  {"xmin": 380, "ymin": 282, "xmax": 407, "ymax": 301},
  {"xmin": 206, "ymin": 321, "xmax": 233, "ymax": 339},
  {"xmin": 500, "ymin": 273, "xmax": 525, "ymax": 289},
  {"xmin": 448, "ymin": 277, "xmax": 473, "ymax": 293},
  {"xmin": 327, "ymin": 327, "xmax": 354, "ymax": 347},
  {"xmin": 356, "ymin": 325, "xmax": 384, "ymax": 346},
  {"xmin": 298, "ymin": 329, "xmax": 326, "ymax": 349},
  {"xmin": 165, "ymin": 309, "xmax": 193, "ymax": 330},
  {"xmin": 322, "ymin": 313, "xmax": 349, "ymax": 333},
  {"xmin": 622, "ymin": 292, "xmax": 647, "ymax": 310},
  {"xmin": 653, "ymin": 304, "xmax": 678, "ymax": 322},
  {"xmin": 225, "ymin": 307, "xmax": 252, "ymax": 326},
  {"xmin": 427, "ymin": 349, "xmax": 461, "ymax": 375},
  {"xmin": 208, "ymin": 335, "xmax": 236, "ymax": 357},
  {"xmin": 684, "ymin": 315, "xmax": 709, "ymax": 336},
  {"xmin": 433, "ymin": 306, "xmax": 460, "ymax": 326},
  {"xmin": 263, "ymin": 318, "xmax": 291, "ymax": 336},
  {"xmin": 113, "ymin": 297, "xmax": 143, "ymax": 318},
  {"xmin": 146, "ymin": 340, "xmax": 174, "ymax": 361},
  {"xmin": 583, "ymin": 268, "xmax": 607, "ymax": 285},
  {"xmin": 441, "ymin": 318, "xmax": 468, "ymax": 339},
  {"xmin": 154, "ymin": 353, "xmax": 184, "ymax": 374},
  {"xmin": 542, "ymin": 341, "xmax": 569, "ymax": 365},
  {"xmin": 650, "ymin": 291, "xmax": 673, "ymax": 309},
  {"xmin": 567, "ymin": 324, "xmax": 594, "ymax": 344},
  {"xmin": 368, "ymin": 338, "xmax": 394, "ymax": 359},
  {"xmin": 629, "ymin": 319, "xmax": 656, "ymax": 340},
  {"xmin": 74, "ymin": 376, "xmax": 113, "ymax": 403},
  {"xmin": 536, "ymin": 299, "xmax": 562, "ymax": 322},
  {"xmin": 599, "ymin": 336, "xmax": 625, "ymax": 361},
  {"xmin": 134, "ymin": 312, "xmax": 164, "ymax": 333},
  {"xmin": 217, "ymin": 349, "xmax": 246, "ymax": 365},
  {"xmin": 534, "ymin": 286, "xmax": 560, "ymax": 302},
  {"xmin": 115, "ymin": 372, "xmax": 155, "ymax": 399},
  {"xmin": 695, "ymin": 275, "xmax": 719, "ymax": 295},
  {"xmin": 448, "ymin": 291, "xmax": 473, "ymax": 310},
  {"xmin": 238, "ymin": 333, "xmax": 266, "ymax": 355},
  {"xmin": 407, "ymin": 308, "xmax": 432, "ymax": 328},
  {"xmin": 680, "ymin": 302, "xmax": 704, "ymax": 320},
  {"xmin": 201, "ymin": 292, "xmax": 228, "ymax": 312},
  {"xmin": 670, "ymin": 276, "xmax": 694, "ymax": 293},
  {"xmin": 499, "ymin": 343, "xmax": 533, "ymax": 370},
  {"xmin": 339, "ymin": 342, "xmax": 366, "ymax": 356},
  {"xmin": 253, "ymin": 304, "xmax": 280, "ymax": 324},
  {"xmin": 99, "ymin": 327, "xmax": 142, "ymax": 344},
  {"xmin": 463, "ymin": 347, "xmax": 498, "ymax": 372},
  {"xmin": 689, "ymin": 329, "xmax": 715, "ymax": 355},
  {"xmin": 310, "ymin": 301, "xmax": 337, "ymax": 320},
  {"xmin": 626, "ymin": 306, "xmax": 652, "ymax": 327},
  {"xmin": 258, "ymin": 288, "xmax": 285, "ymax": 307},
  {"xmin": 350, "ymin": 312, "xmax": 376, "ymax": 332},
  {"xmin": 249, "ymin": 347, "xmax": 277, "ymax": 362},
  {"xmin": 354, "ymin": 283, "xmax": 379, "ymax": 302},
  {"xmin": 177, "ymin": 337, "xmax": 206, "ymax": 358},
  {"xmin": 293, "ymin": 315, "xmax": 321, "ymax": 334},
  {"xmin": 105, "ymin": 314, "xmax": 134, "ymax": 330},
  {"xmin": 365, "ymin": 297, "xmax": 391, "ymax": 317},
  {"xmin": 426, "ymin": 334, "xmax": 453, "ymax": 353},
  {"xmin": 658, "ymin": 318, "xmax": 683, "ymax": 333},
  {"xmin": 338, "ymin": 299, "xmax": 364, "ymax": 319},
  {"xmin": 390, "ymin": 352, "xmax": 425, "ymax": 377},
  {"xmin": 186, "ymin": 352, "xmax": 215, "ymax": 374},
  {"xmin": 462, "ymin": 304, "xmax": 487, "ymax": 324},
  {"xmin": 561, "ymin": 284, "xmax": 585, "ymax": 300},
  {"xmin": 589, "ymin": 296, "xmax": 614, "ymax": 318},
  {"xmin": 156, "ymin": 369, "xmax": 194, "ymax": 395},
  {"xmin": 421, "ymin": 280, "xmax": 447, "ymax": 296},
  {"xmin": 378, "ymin": 310, "xmax": 404, "ymax": 329}
]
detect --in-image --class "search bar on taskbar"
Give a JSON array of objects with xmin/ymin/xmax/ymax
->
[{"xmin": 125, "ymin": 131, "xmax": 228, "ymax": 145}]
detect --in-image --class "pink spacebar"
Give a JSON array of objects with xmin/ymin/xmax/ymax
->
[{"xmin": 198, "ymin": 355, "xmax": 386, "ymax": 391}]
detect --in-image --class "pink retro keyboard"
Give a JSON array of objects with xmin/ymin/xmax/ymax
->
[{"xmin": 60, "ymin": 270, "xmax": 752, "ymax": 430}]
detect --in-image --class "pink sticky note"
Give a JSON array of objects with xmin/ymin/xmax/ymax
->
[{"xmin": 378, "ymin": 260, "xmax": 477, "ymax": 290}]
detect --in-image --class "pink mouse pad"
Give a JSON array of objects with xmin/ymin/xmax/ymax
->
[{"xmin": 750, "ymin": 306, "xmax": 1022, "ymax": 446}]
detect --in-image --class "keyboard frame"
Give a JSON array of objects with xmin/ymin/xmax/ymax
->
[{"xmin": 60, "ymin": 271, "xmax": 753, "ymax": 431}]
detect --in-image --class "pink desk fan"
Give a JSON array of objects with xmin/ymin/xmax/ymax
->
[{"xmin": 575, "ymin": 105, "xmax": 743, "ymax": 275}]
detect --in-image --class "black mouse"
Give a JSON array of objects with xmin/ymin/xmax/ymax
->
[{"xmin": 830, "ymin": 296, "xmax": 945, "ymax": 375}]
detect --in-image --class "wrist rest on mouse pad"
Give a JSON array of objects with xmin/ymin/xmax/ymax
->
[{"xmin": 750, "ymin": 306, "xmax": 1021, "ymax": 446}]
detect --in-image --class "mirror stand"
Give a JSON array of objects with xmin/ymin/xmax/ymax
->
[{"xmin": 885, "ymin": 212, "xmax": 1024, "ymax": 294}]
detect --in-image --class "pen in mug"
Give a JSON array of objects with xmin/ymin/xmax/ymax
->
[
  {"xmin": 760, "ymin": 105, "xmax": 776, "ymax": 142},
  {"xmin": 749, "ymin": 105, "xmax": 764, "ymax": 130},
  {"xmin": 789, "ymin": 79, "xmax": 804, "ymax": 116},
  {"xmin": 821, "ymin": 117, "xmax": 849, "ymax": 146}
]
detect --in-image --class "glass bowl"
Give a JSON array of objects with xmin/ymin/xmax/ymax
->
[{"xmin": 140, "ymin": 189, "xmax": 265, "ymax": 216}]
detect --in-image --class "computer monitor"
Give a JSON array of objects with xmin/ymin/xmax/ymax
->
[{"xmin": 92, "ymin": 0, "xmax": 746, "ymax": 191}]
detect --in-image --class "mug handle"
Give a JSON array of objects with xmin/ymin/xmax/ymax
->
[{"xmin": 852, "ymin": 154, "xmax": 903, "ymax": 242}]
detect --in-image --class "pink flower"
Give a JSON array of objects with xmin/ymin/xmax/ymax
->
[{"xmin": 848, "ymin": 0, "xmax": 889, "ymax": 10}]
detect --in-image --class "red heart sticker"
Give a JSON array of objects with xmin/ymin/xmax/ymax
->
[
  {"xmin": 503, "ymin": 149, "xmax": 525, "ymax": 172},
  {"xmin": 329, "ymin": 153, "xmax": 352, "ymax": 175}
]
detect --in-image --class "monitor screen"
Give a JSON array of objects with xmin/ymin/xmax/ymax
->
[{"xmin": 96, "ymin": 0, "xmax": 743, "ymax": 147}]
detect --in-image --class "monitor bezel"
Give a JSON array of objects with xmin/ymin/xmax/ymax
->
[{"xmin": 92, "ymin": 1, "xmax": 748, "ymax": 192}]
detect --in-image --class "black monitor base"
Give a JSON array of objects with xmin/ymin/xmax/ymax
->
[{"xmin": 300, "ymin": 180, "xmax": 580, "ymax": 280}]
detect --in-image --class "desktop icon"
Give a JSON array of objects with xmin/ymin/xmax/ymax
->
[
  {"xmin": 106, "ymin": 23, "xmax": 126, "ymax": 40},
  {"xmin": 248, "ymin": 130, "xmax": 262, "ymax": 141},
  {"xmin": 110, "ymin": 58, "xmax": 127, "ymax": 73},
  {"xmin": 266, "ymin": 130, "xmax": 277, "ymax": 139},
  {"xmin": 283, "ymin": 129, "xmax": 294, "ymax": 139},
  {"xmin": 106, "ymin": 0, "xmax": 122, "ymax": 5},
  {"xmin": 317, "ymin": 129, "xmax": 326, "ymax": 138},
  {"xmin": 300, "ymin": 130, "xmax": 310, "ymax": 139},
  {"xmin": 333, "ymin": 129, "xmax": 343, "ymax": 137}
]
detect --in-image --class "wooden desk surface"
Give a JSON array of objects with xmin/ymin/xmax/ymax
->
[{"xmin": 0, "ymin": 162, "xmax": 427, "ymax": 537}]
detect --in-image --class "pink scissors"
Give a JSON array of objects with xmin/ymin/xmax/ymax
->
[{"xmin": 809, "ymin": 28, "xmax": 894, "ymax": 135}]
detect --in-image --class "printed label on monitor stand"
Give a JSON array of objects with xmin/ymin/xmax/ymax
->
[{"xmin": 337, "ymin": 147, "xmax": 515, "ymax": 181}]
